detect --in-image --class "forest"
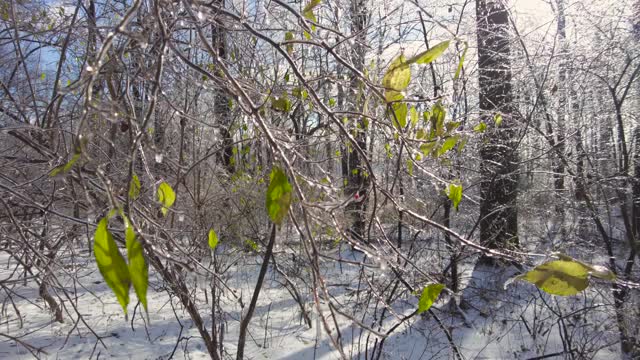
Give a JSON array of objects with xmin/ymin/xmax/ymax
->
[{"xmin": 0, "ymin": 0, "xmax": 639, "ymax": 358}]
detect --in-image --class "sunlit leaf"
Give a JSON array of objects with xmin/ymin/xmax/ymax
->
[
  {"xmin": 94, "ymin": 217, "xmax": 131, "ymax": 313},
  {"xmin": 417, "ymin": 283, "xmax": 445, "ymax": 314},
  {"xmin": 446, "ymin": 183, "xmax": 462, "ymax": 211},
  {"xmin": 208, "ymin": 229, "xmax": 219, "ymax": 250},
  {"xmin": 266, "ymin": 167, "xmax": 292, "ymax": 226},
  {"xmin": 303, "ymin": 0, "xmax": 321, "ymax": 22},
  {"xmin": 50, "ymin": 152, "xmax": 81, "ymax": 177},
  {"xmin": 454, "ymin": 42, "xmax": 468, "ymax": 80},
  {"xmin": 124, "ymin": 218, "xmax": 147, "ymax": 311},
  {"xmin": 390, "ymin": 102, "xmax": 408, "ymax": 130},
  {"xmin": 437, "ymin": 136, "xmax": 458, "ymax": 157},
  {"xmin": 285, "ymin": 32, "xmax": 294, "ymax": 55},
  {"xmin": 157, "ymin": 182, "xmax": 176, "ymax": 216},
  {"xmin": 408, "ymin": 40, "xmax": 450, "ymax": 65},
  {"xmin": 129, "ymin": 173, "xmax": 141, "ymax": 200},
  {"xmin": 474, "ymin": 122, "xmax": 487, "ymax": 133},
  {"xmin": 271, "ymin": 95, "xmax": 292, "ymax": 112},
  {"xmin": 515, "ymin": 259, "xmax": 590, "ymax": 296},
  {"xmin": 494, "ymin": 113, "xmax": 503, "ymax": 126},
  {"xmin": 383, "ymin": 55, "xmax": 410, "ymax": 102}
]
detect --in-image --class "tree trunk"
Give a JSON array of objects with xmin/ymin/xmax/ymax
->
[
  {"xmin": 342, "ymin": 0, "xmax": 369, "ymax": 241},
  {"xmin": 476, "ymin": 0, "xmax": 519, "ymax": 250}
]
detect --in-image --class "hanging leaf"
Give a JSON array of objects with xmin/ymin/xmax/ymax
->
[
  {"xmin": 157, "ymin": 182, "xmax": 176, "ymax": 216},
  {"xmin": 406, "ymin": 159, "xmax": 414, "ymax": 176},
  {"xmin": 50, "ymin": 152, "xmax": 81, "ymax": 176},
  {"xmin": 285, "ymin": 32, "xmax": 294, "ymax": 55},
  {"xmin": 430, "ymin": 102, "xmax": 446, "ymax": 137},
  {"xmin": 382, "ymin": 55, "xmax": 410, "ymax": 103},
  {"xmin": 303, "ymin": 0, "xmax": 321, "ymax": 22},
  {"xmin": 266, "ymin": 167, "xmax": 292, "ymax": 226},
  {"xmin": 409, "ymin": 106, "xmax": 419, "ymax": 127},
  {"xmin": 515, "ymin": 260, "xmax": 590, "ymax": 296},
  {"xmin": 408, "ymin": 40, "xmax": 450, "ymax": 65},
  {"xmin": 446, "ymin": 183, "xmax": 462, "ymax": 211},
  {"xmin": 390, "ymin": 102, "xmax": 408, "ymax": 130},
  {"xmin": 129, "ymin": 173, "xmax": 141, "ymax": 200},
  {"xmin": 94, "ymin": 217, "xmax": 131, "ymax": 313},
  {"xmin": 208, "ymin": 229, "xmax": 219, "ymax": 250},
  {"xmin": 271, "ymin": 95, "xmax": 292, "ymax": 112},
  {"xmin": 124, "ymin": 218, "xmax": 148, "ymax": 311},
  {"xmin": 417, "ymin": 283, "xmax": 445, "ymax": 314},
  {"xmin": 494, "ymin": 113, "xmax": 503, "ymax": 126},
  {"xmin": 437, "ymin": 136, "xmax": 458, "ymax": 157},
  {"xmin": 454, "ymin": 42, "xmax": 468, "ymax": 80},
  {"xmin": 474, "ymin": 122, "xmax": 487, "ymax": 133}
]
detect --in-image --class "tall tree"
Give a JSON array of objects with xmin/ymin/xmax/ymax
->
[
  {"xmin": 476, "ymin": 0, "xmax": 518, "ymax": 250},
  {"xmin": 342, "ymin": 0, "xmax": 369, "ymax": 241}
]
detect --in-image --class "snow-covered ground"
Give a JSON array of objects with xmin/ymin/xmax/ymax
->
[{"xmin": 0, "ymin": 237, "xmax": 625, "ymax": 359}]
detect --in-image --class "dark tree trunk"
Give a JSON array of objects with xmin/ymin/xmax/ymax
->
[
  {"xmin": 343, "ymin": 0, "xmax": 369, "ymax": 241},
  {"xmin": 211, "ymin": 7, "xmax": 234, "ymax": 174},
  {"xmin": 476, "ymin": 0, "xmax": 519, "ymax": 250}
]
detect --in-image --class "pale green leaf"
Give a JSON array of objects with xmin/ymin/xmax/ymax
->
[
  {"xmin": 417, "ymin": 283, "xmax": 445, "ymax": 314},
  {"xmin": 124, "ymin": 219, "xmax": 148, "ymax": 311},
  {"xmin": 446, "ymin": 183, "xmax": 462, "ymax": 211},
  {"xmin": 474, "ymin": 122, "xmax": 487, "ymax": 133},
  {"xmin": 454, "ymin": 42, "xmax": 468, "ymax": 80},
  {"xmin": 383, "ymin": 55, "xmax": 411, "ymax": 102},
  {"xmin": 408, "ymin": 40, "xmax": 450, "ymax": 65},
  {"xmin": 208, "ymin": 229, "xmax": 219, "ymax": 250},
  {"xmin": 94, "ymin": 218, "xmax": 131, "ymax": 313},
  {"xmin": 494, "ymin": 113, "xmax": 503, "ymax": 126},
  {"xmin": 266, "ymin": 167, "xmax": 292, "ymax": 226},
  {"xmin": 129, "ymin": 173, "xmax": 141, "ymax": 200},
  {"xmin": 437, "ymin": 136, "xmax": 458, "ymax": 157},
  {"xmin": 516, "ymin": 259, "xmax": 591, "ymax": 296},
  {"xmin": 157, "ymin": 182, "xmax": 176, "ymax": 216},
  {"xmin": 390, "ymin": 102, "xmax": 408, "ymax": 130}
]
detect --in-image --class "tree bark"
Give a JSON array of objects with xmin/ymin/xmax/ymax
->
[{"xmin": 476, "ymin": 0, "xmax": 519, "ymax": 250}]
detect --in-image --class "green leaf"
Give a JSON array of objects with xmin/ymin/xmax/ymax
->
[
  {"xmin": 40, "ymin": 73, "xmax": 46, "ymax": 80},
  {"xmin": 408, "ymin": 40, "xmax": 450, "ymax": 65},
  {"xmin": 124, "ymin": 218, "xmax": 148, "ymax": 311},
  {"xmin": 454, "ymin": 42, "xmax": 468, "ymax": 80},
  {"xmin": 285, "ymin": 32, "xmax": 294, "ymax": 55},
  {"xmin": 494, "ymin": 113, "xmax": 503, "ymax": 126},
  {"xmin": 474, "ymin": 122, "xmax": 487, "ymax": 133},
  {"xmin": 430, "ymin": 102, "xmax": 446, "ymax": 136},
  {"xmin": 417, "ymin": 283, "xmax": 445, "ymax": 314},
  {"xmin": 446, "ymin": 183, "xmax": 462, "ymax": 211},
  {"xmin": 437, "ymin": 136, "xmax": 458, "ymax": 157},
  {"xmin": 303, "ymin": 0, "xmax": 320, "ymax": 22},
  {"xmin": 409, "ymin": 106, "xmax": 419, "ymax": 127},
  {"xmin": 157, "ymin": 182, "xmax": 176, "ymax": 216},
  {"xmin": 266, "ymin": 167, "xmax": 292, "ymax": 226},
  {"xmin": 515, "ymin": 258, "xmax": 591, "ymax": 296},
  {"xmin": 129, "ymin": 173, "xmax": 141, "ymax": 200},
  {"xmin": 271, "ymin": 95, "xmax": 292, "ymax": 112},
  {"xmin": 406, "ymin": 159, "xmax": 414, "ymax": 176},
  {"xmin": 50, "ymin": 152, "xmax": 81, "ymax": 176},
  {"xmin": 94, "ymin": 217, "xmax": 131, "ymax": 313},
  {"xmin": 390, "ymin": 102, "xmax": 408, "ymax": 130},
  {"xmin": 383, "ymin": 55, "xmax": 411, "ymax": 103},
  {"xmin": 208, "ymin": 229, "xmax": 219, "ymax": 250}
]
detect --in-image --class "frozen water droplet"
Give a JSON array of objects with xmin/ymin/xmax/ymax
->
[
  {"xmin": 155, "ymin": 153, "xmax": 163, "ymax": 163},
  {"xmin": 197, "ymin": 11, "xmax": 204, "ymax": 20},
  {"xmin": 178, "ymin": 214, "xmax": 184, "ymax": 222},
  {"xmin": 86, "ymin": 65, "xmax": 94, "ymax": 72}
]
